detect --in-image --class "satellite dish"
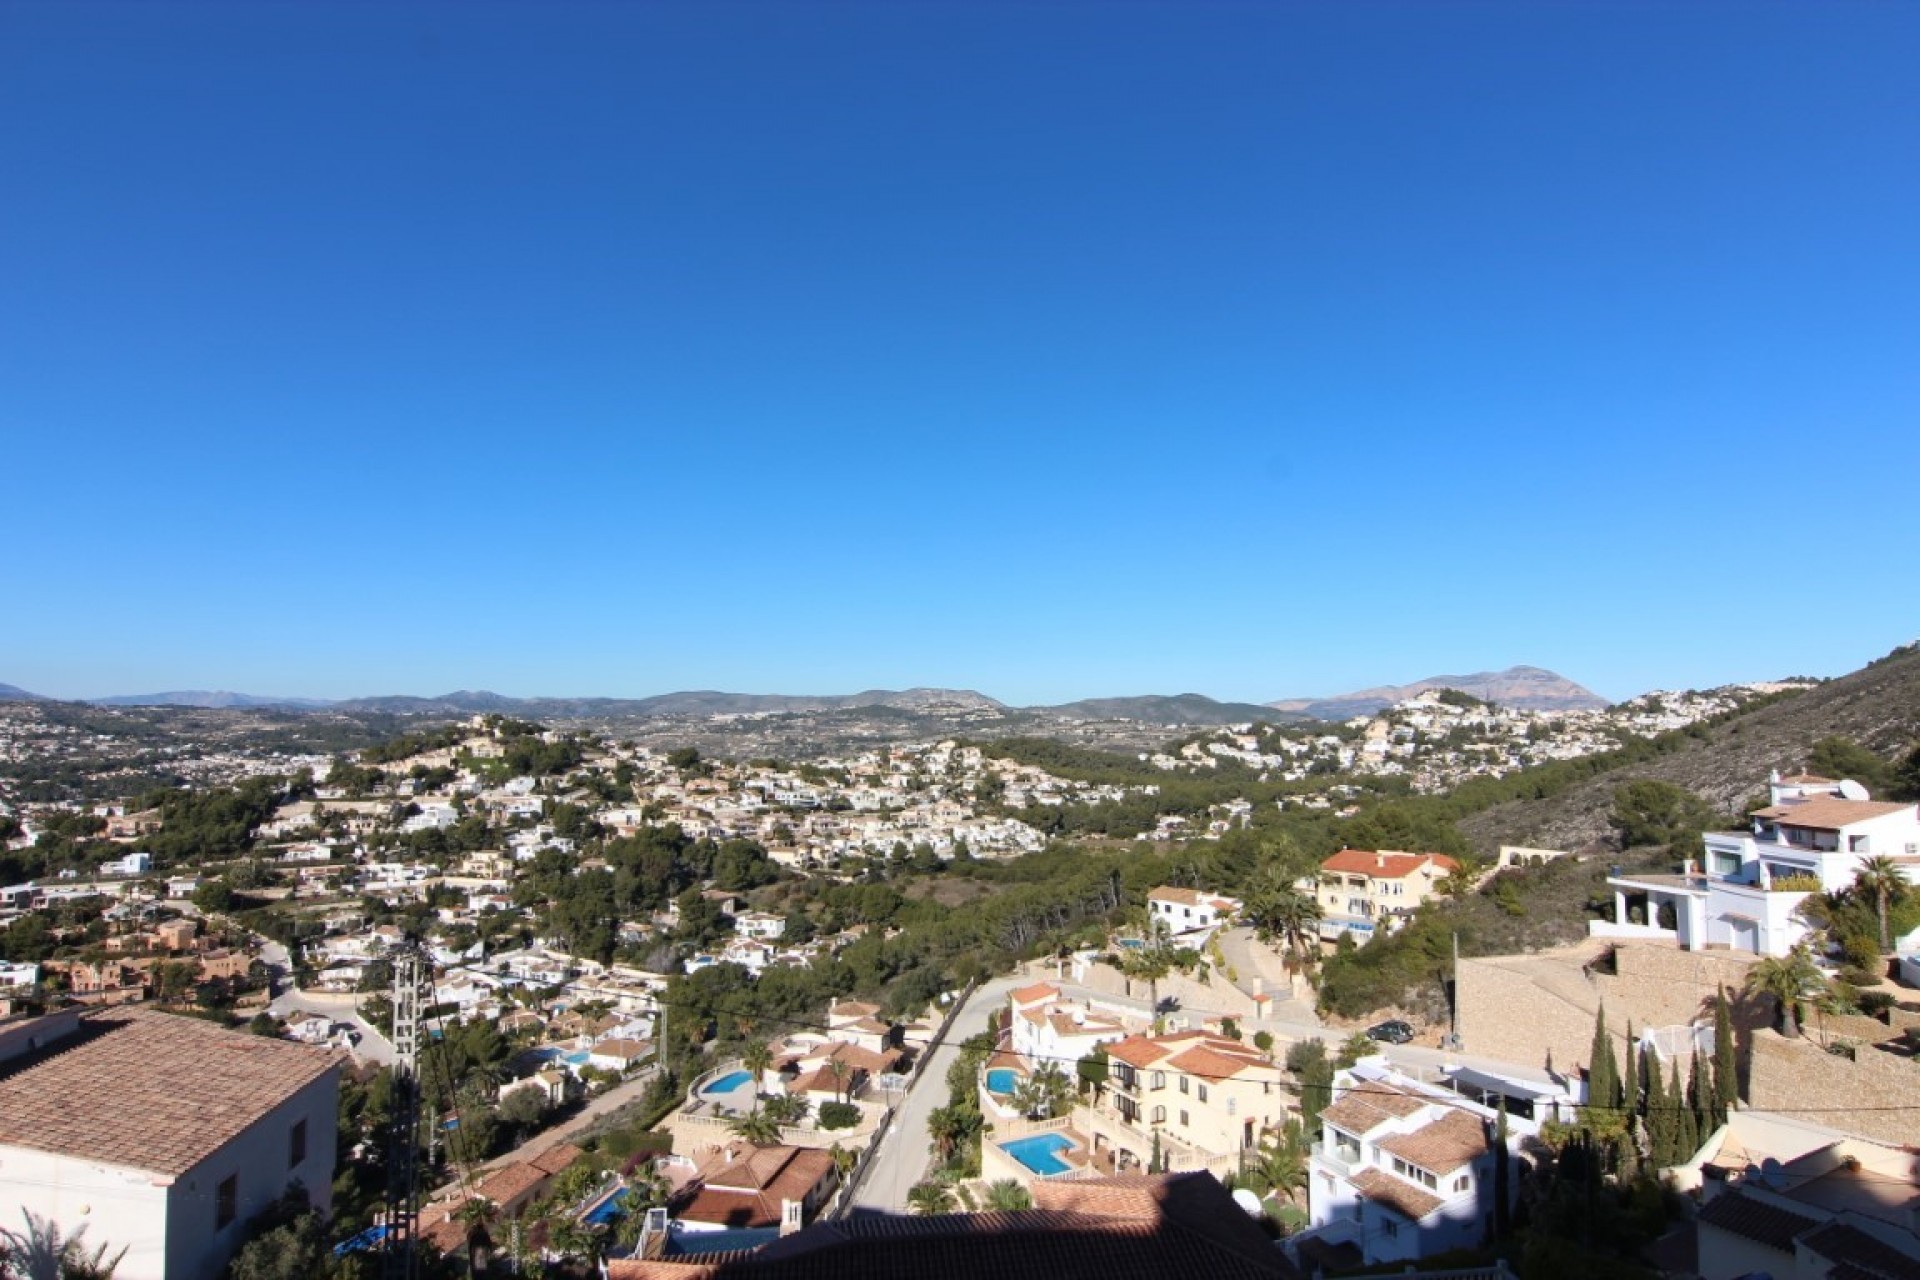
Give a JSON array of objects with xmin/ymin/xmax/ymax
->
[
  {"xmin": 1232, "ymin": 1188, "xmax": 1264, "ymax": 1216},
  {"xmin": 1838, "ymin": 779, "xmax": 1871, "ymax": 802},
  {"xmin": 1760, "ymin": 1157, "xmax": 1787, "ymax": 1190}
]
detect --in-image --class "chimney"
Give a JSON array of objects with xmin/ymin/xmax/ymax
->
[
  {"xmin": 781, "ymin": 1198, "xmax": 804, "ymax": 1237},
  {"xmin": 1376, "ymin": 852, "xmax": 1386, "ymax": 870}
]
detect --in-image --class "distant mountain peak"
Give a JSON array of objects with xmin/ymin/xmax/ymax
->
[
  {"xmin": 0, "ymin": 682, "xmax": 49, "ymax": 702},
  {"xmin": 1270, "ymin": 666, "xmax": 1607, "ymax": 720}
]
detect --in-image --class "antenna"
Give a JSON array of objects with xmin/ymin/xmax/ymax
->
[{"xmin": 384, "ymin": 945, "xmax": 430, "ymax": 1280}]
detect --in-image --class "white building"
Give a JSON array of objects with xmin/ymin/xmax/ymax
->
[
  {"xmin": 98, "ymin": 851, "xmax": 154, "ymax": 877},
  {"xmin": 1006, "ymin": 982, "xmax": 1134, "ymax": 1067},
  {"xmin": 0, "ymin": 1006, "xmax": 341, "ymax": 1280},
  {"xmin": 1297, "ymin": 1062, "xmax": 1521, "ymax": 1270},
  {"xmin": 1145, "ymin": 886, "xmax": 1242, "ymax": 939},
  {"xmin": 1602, "ymin": 774, "xmax": 1920, "ymax": 958}
]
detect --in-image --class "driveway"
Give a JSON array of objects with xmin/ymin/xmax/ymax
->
[
  {"xmin": 850, "ymin": 975, "xmax": 1024, "ymax": 1213},
  {"xmin": 268, "ymin": 985, "xmax": 398, "ymax": 1066}
]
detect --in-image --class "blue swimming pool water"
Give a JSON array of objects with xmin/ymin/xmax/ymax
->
[
  {"xmin": 986, "ymin": 1068, "xmax": 1020, "ymax": 1095},
  {"xmin": 1000, "ymin": 1133, "xmax": 1075, "ymax": 1177},
  {"xmin": 583, "ymin": 1188, "xmax": 629, "ymax": 1226},
  {"xmin": 705, "ymin": 1069, "xmax": 754, "ymax": 1094},
  {"xmin": 1117, "ymin": 937, "xmax": 1145, "ymax": 949},
  {"xmin": 563, "ymin": 1050, "xmax": 591, "ymax": 1067},
  {"xmin": 667, "ymin": 1227, "xmax": 780, "ymax": 1256}
]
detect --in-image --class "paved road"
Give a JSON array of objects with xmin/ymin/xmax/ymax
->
[
  {"xmin": 852, "ymin": 975, "xmax": 1025, "ymax": 1213},
  {"xmin": 267, "ymin": 984, "xmax": 399, "ymax": 1066}
]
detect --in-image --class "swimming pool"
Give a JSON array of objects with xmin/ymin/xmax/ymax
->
[
  {"xmin": 986, "ymin": 1068, "xmax": 1020, "ymax": 1095},
  {"xmin": 704, "ymin": 1069, "xmax": 754, "ymax": 1094},
  {"xmin": 583, "ymin": 1187, "xmax": 629, "ymax": 1226},
  {"xmin": 1000, "ymin": 1133, "xmax": 1075, "ymax": 1177},
  {"xmin": 1116, "ymin": 937, "xmax": 1145, "ymax": 950},
  {"xmin": 563, "ymin": 1050, "xmax": 591, "ymax": 1067}
]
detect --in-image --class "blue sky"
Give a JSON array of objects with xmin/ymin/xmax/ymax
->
[{"xmin": 4, "ymin": 1, "xmax": 1918, "ymax": 705}]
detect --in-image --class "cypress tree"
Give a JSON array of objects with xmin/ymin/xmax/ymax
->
[
  {"xmin": 1492, "ymin": 1098, "xmax": 1512, "ymax": 1243},
  {"xmin": 1667, "ymin": 1061, "xmax": 1691, "ymax": 1166},
  {"xmin": 1622, "ymin": 1021, "xmax": 1639, "ymax": 1119},
  {"xmin": 1644, "ymin": 1052, "xmax": 1670, "ymax": 1167},
  {"xmin": 1713, "ymin": 988, "xmax": 1739, "ymax": 1118},
  {"xmin": 1588, "ymin": 1005, "xmax": 1620, "ymax": 1112},
  {"xmin": 1675, "ymin": 1064, "xmax": 1698, "ymax": 1165},
  {"xmin": 1692, "ymin": 1047, "xmax": 1715, "ymax": 1135}
]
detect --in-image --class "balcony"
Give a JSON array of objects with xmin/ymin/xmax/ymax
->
[{"xmin": 1313, "ymin": 1140, "xmax": 1365, "ymax": 1176}]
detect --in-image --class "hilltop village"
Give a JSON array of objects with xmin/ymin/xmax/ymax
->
[{"xmin": 2, "ymin": 668, "xmax": 1919, "ymax": 1280}]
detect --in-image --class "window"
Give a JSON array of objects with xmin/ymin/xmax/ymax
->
[
  {"xmin": 1381, "ymin": 1218, "xmax": 1398, "ymax": 1237},
  {"xmin": 1179, "ymin": 1109, "xmax": 1190, "ymax": 1127},
  {"xmin": 1453, "ymin": 1174, "xmax": 1471, "ymax": 1192},
  {"xmin": 1151, "ymin": 1071, "xmax": 1165, "ymax": 1090},
  {"xmin": 1151, "ymin": 1105, "xmax": 1166, "ymax": 1124},
  {"xmin": 1391, "ymin": 1157, "xmax": 1438, "ymax": 1189},
  {"xmin": 290, "ymin": 1119, "xmax": 307, "ymax": 1168},
  {"xmin": 1179, "ymin": 1076, "xmax": 1189, "ymax": 1095},
  {"xmin": 216, "ymin": 1175, "xmax": 238, "ymax": 1230},
  {"xmin": 1197, "ymin": 1084, "xmax": 1208, "ymax": 1103}
]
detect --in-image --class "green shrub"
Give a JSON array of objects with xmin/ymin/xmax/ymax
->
[{"xmin": 817, "ymin": 1101, "xmax": 860, "ymax": 1130}]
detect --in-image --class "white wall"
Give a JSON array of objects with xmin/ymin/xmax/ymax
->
[{"xmin": 0, "ymin": 1071, "xmax": 338, "ymax": 1280}]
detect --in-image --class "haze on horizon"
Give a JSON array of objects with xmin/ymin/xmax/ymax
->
[{"xmin": 4, "ymin": 3, "xmax": 1917, "ymax": 708}]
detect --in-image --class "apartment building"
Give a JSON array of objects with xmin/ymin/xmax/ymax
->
[
  {"xmin": 1086, "ymin": 1029, "xmax": 1287, "ymax": 1177},
  {"xmin": 1314, "ymin": 849, "xmax": 1461, "ymax": 942}
]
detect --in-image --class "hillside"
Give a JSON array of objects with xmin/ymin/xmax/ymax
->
[
  {"xmin": 1458, "ymin": 644, "xmax": 1920, "ymax": 854},
  {"xmin": 1034, "ymin": 693, "xmax": 1300, "ymax": 725},
  {"xmin": 1269, "ymin": 665, "xmax": 1607, "ymax": 719}
]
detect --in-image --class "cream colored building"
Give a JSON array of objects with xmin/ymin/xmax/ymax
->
[
  {"xmin": 1082, "ymin": 1029, "xmax": 1287, "ymax": 1177},
  {"xmin": 1314, "ymin": 848, "xmax": 1460, "ymax": 942}
]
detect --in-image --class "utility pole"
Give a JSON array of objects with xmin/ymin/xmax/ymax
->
[{"xmin": 384, "ymin": 946, "xmax": 429, "ymax": 1280}]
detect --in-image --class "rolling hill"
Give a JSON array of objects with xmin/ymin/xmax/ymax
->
[{"xmin": 1269, "ymin": 665, "xmax": 1607, "ymax": 719}]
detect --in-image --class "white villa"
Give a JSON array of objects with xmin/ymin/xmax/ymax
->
[
  {"xmin": 1146, "ymin": 886, "xmax": 1242, "ymax": 939},
  {"xmin": 1296, "ymin": 1061, "xmax": 1524, "ymax": 1271},
  {"xmin": 1601, "ymin": 773, "xmax": 1920, "ymax": 958}
]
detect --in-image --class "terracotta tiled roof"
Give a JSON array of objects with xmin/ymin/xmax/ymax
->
[
  {"xmin": 0, "ymin": 1007, "xmax": 340, "ymax": 1176},
  {"xmin": 1798, "ymin": 1221, "xmax": 1920, "ymax": 1280},
  {"xmin": 1752, "ymin": 798, "xmax": 1912, "ymax": 829},
  {"xmin": 1319, "ymin": 1084, "xmax": 1429, "ymax": 1135},
  {"xmin": 473, "ymin": 1161, "xmax": 551, "ymax": 1208},
  {"xmin": 1104, "ymin": 1036, "xmax": 1173, "ymax": 1069},
  {"xmin": 829, "ymin": 1000, "xmax": 881, "ymax": 1018},
  {"xmin": 611, "ymin": 1173, "xmax": 1296, "ymax": 1279},
  {"xmin": 1376, "ymin": 1110, "xmax": 1489, "ymax": 1175},
  {"xmin": 1320, "ymin": 849, "xmax": 1461, "ymax": 879},
  {"xmin": 1351, "ymin": 1166, "xmax": 1444, "ymax": 1221},
  {"xmin": 1148, "ymin": 887, "xmax": 1203, "ymax": 905},
  {"xmin": 529, "ymin": 1142, "xmax": 584, "ymax": 1176},
  {"xmin": 1010, "ymin": 982, "xmax": 1060, "ymax": 1005},
  {"xmin": 1697, "ymin": 1188, "xmax": 1823, "ymax": 1251},
  {"xmin": 1164, "ymin": 1043, "xmax": 1268, "ymax": 1081}
]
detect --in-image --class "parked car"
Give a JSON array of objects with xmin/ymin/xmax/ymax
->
[{"xmin": 1365, "ymin": 1019, "xmax": 1414, "ymax": 1044}]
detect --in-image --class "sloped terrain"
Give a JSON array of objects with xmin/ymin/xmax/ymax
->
[{"xmin": 1459, "ymin": 645, "xmax": 1920, "ymax": 853}]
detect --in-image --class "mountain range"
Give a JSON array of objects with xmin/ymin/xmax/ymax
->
[
  {"xmin": 1266, "ymin": 665, "xmax": 1608, "ymax": 719},
  {"xmin": 0, "ymin": 664, "xmax": 1604, "ymax": 725}
]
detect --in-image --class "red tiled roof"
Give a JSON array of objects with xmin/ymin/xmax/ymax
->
[
  {"xmin": 1320, "ymin": 849, "xmax": 1461, "ymax": 879},
  {"xmin": 1010, "ymin": 982, "xmax": 1060, "ymax": 1005},
  {"xmin": 1351, "ymin": 1166, "xmax": 1444, "ymax": 1220},
  {"xmin": 1697, "ymin": 1189, "xmax": 1823, "ymax": 1252},
  {"xmin": 1752, "ymin": 798, "xmax": 1912, "ymax": 829},
  {"xmin": 1376, "ymin": 1110, "xmax": 1489, "ymax": 1175},
  {"xmin": 0, "ymin": 1007, "xmax": 340, "ymax": 1176},
  {"xmin": 1319, "ymin": 1083, "xmax": 1430, "ymax": 1135},
  {"xmin": 610, "ymin": 1172, "xmax": 1296, "ymax": 1280},
  {"xmin": 1104, "ymin": 1036, "xmax": 1173, "ymax": 1069}
]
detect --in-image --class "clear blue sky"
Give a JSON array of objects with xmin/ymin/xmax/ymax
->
[{"xmin": 5, "ymin": 1, "xmax": 1918, "ymax": 705}]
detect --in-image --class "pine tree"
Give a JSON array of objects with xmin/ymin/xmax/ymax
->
[
  {"xmin": 1588, "ymin": 1005, "xmax": 1620, "ymax": 1112},
  {"xmin": 1713, "ymin": 988, "xmax": 1738, "ymax": 1119}
]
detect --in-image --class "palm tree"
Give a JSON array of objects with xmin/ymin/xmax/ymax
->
[
  {"xmin": 984, "ymin": 1179, "xmax": 1033, "ymax": 1210},
  {"xmin": 1012, "ymin": 1063, "xmax": 1075, "ymax": 1121},
  {"xmin": 1744, "ymin": 947, "xmax": 1825, "ymax": 1038},
  {"xmin": 453, "ymin": 1195, "xmax": 498, "ymax": 1274},
  {"xmin": 742, "ymin": 1040, "xmax": 775, "ymax": 1115},
  {"xmin": 545, "ymin": 1217, "xmax": 604, "ymax": 1268},
  {"xmin": 1854, "ymin": 855, "xmax": 1907, "ymax": 955},
  {"xmin": 0, "ymin": 1210, "xmax": 125, "ymax": 1280},
  {"xmin": 730, "ymin": 1109, "xmax": 782, "ymax": 1146},
  {"xmin": 1248, "ymin": 884, "xmax": 1324, "ymax": 973},
  {"xmin": 825, "ymin": 1056, "xmax": 853, "ymax": 1105},
  {"xmin": 1242, "ymin": 1121, "xmax": 1309, "ymax": 1204},
  {"xmin": 907, "ymin": 1181, "xmax": 956, "ymax": 1215}
]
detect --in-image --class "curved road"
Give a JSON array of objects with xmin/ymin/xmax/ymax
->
[{"xmin": 851, "ymin": 975, "xmax": 1023, "ymax": 1213}]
